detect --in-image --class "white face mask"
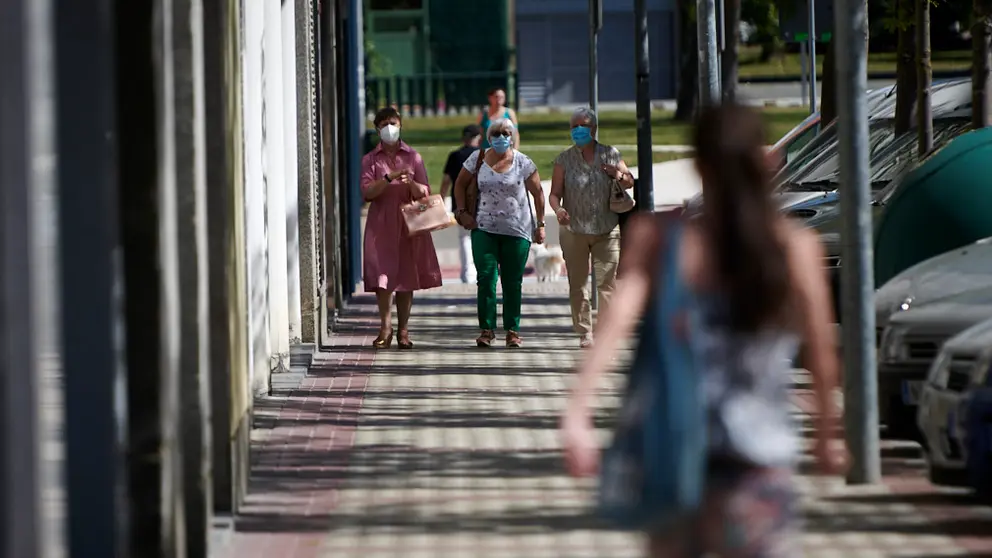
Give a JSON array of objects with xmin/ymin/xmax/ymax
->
[{"xmin": 379, "ymin": 124, "xmax": 401, "ymax": 145}]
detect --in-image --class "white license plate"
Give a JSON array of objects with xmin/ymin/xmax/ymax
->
[{"xmin": 902, "ymin": 381, "xmax": 923, "ymax": 405}]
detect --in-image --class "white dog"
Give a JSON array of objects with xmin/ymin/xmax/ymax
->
[{"xmin": 531, "ymin": 244, "xmax": 565, "ymax": 282}]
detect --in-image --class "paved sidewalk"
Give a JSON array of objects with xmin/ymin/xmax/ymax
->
[{"xmin": 213, "ymin": 283, "xmax": 992, "ymax": 558}]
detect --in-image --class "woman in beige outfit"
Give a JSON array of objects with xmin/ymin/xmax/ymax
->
[{"xmin": 550, "ymin": 108, "xmax": 634, "ymax": 348}]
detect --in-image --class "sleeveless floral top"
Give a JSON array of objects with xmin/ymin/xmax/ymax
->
[{"xmin": 553, "ymin": 143, "xmax": 621, "ymax": 235}]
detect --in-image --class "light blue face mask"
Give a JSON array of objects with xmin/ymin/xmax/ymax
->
[
  {"xmin": 490, "ymin": 135, "xmax": 512, "ymax": 153},
  {"xmin": 571, "ymin": 125, "xmax": 593, "ymax": 146}
]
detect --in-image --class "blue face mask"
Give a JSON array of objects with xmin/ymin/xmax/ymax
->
[
  {"xmin": 490, "ymin": 135, "xmax": 511, "ymax": 153},
  {"xmin": 571, "ymin": 125, "xmax": 593, "ymax": 146}
]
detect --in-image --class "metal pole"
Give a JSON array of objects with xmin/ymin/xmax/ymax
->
[
  {"xmin": 54, "ymin": 0, "xmax": 130, "ymax": 553},
  {"xmin": 634, "ymin": 0, "xmax": 654, "ymax": 211},
  {"xmin": 807, "ymin": 0, "xmax": 818, "ymax": 113},
  {"xmin": 800, "ymin": 40, "xmax": 809, "ymax": 107},
  {"xmin": 697, "ymin": 0, "xmax": 721, "ymax": 105},
  {"xmin": 0, "ymin": 0, "xmax": 53, "ymax": 554},
  {"xmin": 716, "ymin": 0, "xmax": 725, "ymax": 74},
  {"xmin": 590, "ymin": 0, "xmax": 600, "ymax": 310},
  {"xmin": 835, "ymin": 0, "xmax": 881, "ymax": 485}
]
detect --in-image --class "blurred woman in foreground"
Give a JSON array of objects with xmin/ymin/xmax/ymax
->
[{"xmin": 561, "ymin": 104, "xmax": 847, "ymax": 557}]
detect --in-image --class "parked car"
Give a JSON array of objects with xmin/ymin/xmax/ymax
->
[
  {"xmin": 918, "ymin": 317, "xmax": 992, "ymax": 490},
  {"xmin": 879, "ymin": 285, "xmax": 992, "ymax": 441},
  {"xmin": 780, "ymin": 82, "xmax": 973, "ymax": 320},
  {"xmin": 964, "ymin": 383, "xmax": 992, "ymax": 500},
  {"xmin": 684, "ymin": 84, "xmax": 897, "ymax": 213},
  {"xmin": 874, "ymin": 236, "xmax": 992, "ymax": 334}
]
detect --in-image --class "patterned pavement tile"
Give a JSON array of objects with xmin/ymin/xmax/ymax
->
[{"xmin": 213, "ymin": 284, "xmax": 992, "ymax": 558}]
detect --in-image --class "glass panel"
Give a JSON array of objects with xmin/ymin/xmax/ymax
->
[
  {"xmin": 875, "ymin": 119, "xmax": 973, "ymax": 202},
  {"xmin": 784, "ymin": 125, "xmax": 818, "ymax": 164},
  {"xmin": 784, "ymin": 121, "xmax": 898, "ymax": 187}
]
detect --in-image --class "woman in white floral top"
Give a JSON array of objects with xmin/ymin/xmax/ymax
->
[
  {"xmin": 453, "ymin": 118, "xmax": 547, "ymax": 348},
  {"xmin": 550, "ymin": 108, "xmax": 635, "ymax": 348}
]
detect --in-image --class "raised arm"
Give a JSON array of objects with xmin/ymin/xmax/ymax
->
[
  {"xmin": 407, "ymin": 153, "xmax": 430, "ymax": 200},
  {"xmin": 360, "ymin": 154, "xmax": 391, "ymax": 201},
  {"xmin": 612, "ymin": 159, "xmax": 635, "ymax": 190}
]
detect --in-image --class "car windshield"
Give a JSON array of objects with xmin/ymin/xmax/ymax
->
[
  {"xmin": 781, "ymin": 118, "xmax": 972, "ymax": 193},
  {"xmin": 875, "ymin": 118, "xmax": 973, "ymax": 202}
]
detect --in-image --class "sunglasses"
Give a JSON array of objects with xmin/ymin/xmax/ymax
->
[{"xmin": 489, "ymin": 131, "xmax": 513, "ymax": 138}]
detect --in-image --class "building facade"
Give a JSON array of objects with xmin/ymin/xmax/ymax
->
[{"xmin": 515, "ymin": 0, "xmax": 679, "ymax": 106}]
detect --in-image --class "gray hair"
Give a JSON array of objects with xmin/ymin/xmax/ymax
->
[
  {"xmin": 487, "ymin": 117, "xmax": 517, "ymax": 139},
  {"xmin": 570, "ymin": 107, "xmax": 598, "ymax": 127}
]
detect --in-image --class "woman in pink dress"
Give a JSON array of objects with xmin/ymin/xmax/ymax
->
[{"xmin": 360, "ymin": 107, "xmax": 443, "ymax": 349}]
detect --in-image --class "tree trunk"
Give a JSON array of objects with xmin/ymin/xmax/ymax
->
[
  {"xmin": 917, "ymin": 0, "xmax": 933, "ymax": 155},
  {"xmin": 973, "ymin": 0, "xmax": 992, "ymax": 128},
  {"xmin": 820, "ymin": 0, "xmax": 870, "ymax": 125},
  {"xmin": 675, "ymin": 0, "xmax": 699, "ymax": 121},
  {"xmin": 721, "ymin": 0, "xmax": 741, "ymax": 102},
  {"xmin": 895, "ymin": 0, "xmax": 917, "ymax": 135}
]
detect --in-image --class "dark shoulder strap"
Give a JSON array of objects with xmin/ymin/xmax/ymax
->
[
  {"xmin": 473, "ymin": 148, "xmax": 487, "ymax": 174},
  {"xmin": 649, "ymin": 209, "xmax": 686, "ymax": 287}
]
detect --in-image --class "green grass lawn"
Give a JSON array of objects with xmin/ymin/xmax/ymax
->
[
  {"xmin": 418, "ymin": 148, "xmax": 689, "ymax": 194},
  {"xmin": 737, "ymin": 46, "xmax": 970, "ymax": 79},
  {"xmin": 399, "ymin": 107, "xmax": 810, "ymax": 190}
]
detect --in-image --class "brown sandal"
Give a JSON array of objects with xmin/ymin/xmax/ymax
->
[
  {"xmin": 397, "ymin": 329, "xmax": 414, "ymax": 350},
  {"xmin": 372, "ymin": 328, "xmax": 394, "ymax": 349},
  {"xmin": 476, "ymin": 329, "xmax": 495, "ymax": 348},
  {"xmin": 505, "ymin": 331, "xmax": 522, "ymax": 348}
]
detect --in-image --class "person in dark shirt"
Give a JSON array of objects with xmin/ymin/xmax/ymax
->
[{"xmin": 440, "ymin": 124, "xmax": 482, "ymax": 284}]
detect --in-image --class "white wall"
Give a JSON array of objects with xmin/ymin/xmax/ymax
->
[
  {"xmin": 263, "ymin": 0, "xmax": 291, "ymax": 371},
  {"xmin": 242, "ymin": 0, "xmax": 272, "ymax": 395},
  {"xmin": 282, "ymin": 0, "xmax": 302, "ymax": 343}
]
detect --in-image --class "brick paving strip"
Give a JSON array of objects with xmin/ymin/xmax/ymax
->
[{"xmin": 214, "ymin": 283, "xmax": 992, "ymax": 558}]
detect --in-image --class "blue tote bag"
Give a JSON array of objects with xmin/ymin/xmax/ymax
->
[{"xmin": 597, "ymin": 219, "xmax": 708, "ymax": 531}]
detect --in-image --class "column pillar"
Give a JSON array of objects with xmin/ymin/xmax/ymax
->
[
  {"xmin": 295, "ymin": 0, "xmax": 320, "ymax": 346},
  {"xmin": 172, "ymin": 0, "xmax": 213, "ymax": 552},
  {"xmin": 264, "ymin": 0, "xmax": 292, "ymax": 375}
]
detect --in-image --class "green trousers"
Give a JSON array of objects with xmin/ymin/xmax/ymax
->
[{"xmin": 471, "ymin": 229, "xmax": 531, "ymax": 331}]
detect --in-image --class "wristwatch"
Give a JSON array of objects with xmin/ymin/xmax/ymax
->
[{"xmin": 536, "ymin": 220, "xmax": 546, "ymax": 228}]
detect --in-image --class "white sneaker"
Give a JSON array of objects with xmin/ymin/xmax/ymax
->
[{"xmin": 579, "ymin": 334, "xmax": 594, "ymax": 349}]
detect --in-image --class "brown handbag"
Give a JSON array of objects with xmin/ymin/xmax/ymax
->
[
  {"xmin": 464, "ymin": 148, "xmax": 488, "ymax": 218},
  {"xmin": 401, "ymin": 194, "xmax": 455, "ymax": 236}
]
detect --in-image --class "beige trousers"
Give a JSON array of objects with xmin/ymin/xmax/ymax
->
[{"xmin": 560, "ymin": 226, "xmax": 621, "ymax": 335}]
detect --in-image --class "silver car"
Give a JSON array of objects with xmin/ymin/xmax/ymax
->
[
  {"xmin": 917, "ymin": 317, "xmax": 992, "ymax": 486},
  {"xmin": 878, "ymin": 285, "xmax": 992, "ymax": 441}
]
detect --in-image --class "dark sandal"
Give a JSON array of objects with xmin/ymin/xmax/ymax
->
[{"xmin": 397, "ymin": 329, "xmax": 414, "ymax": 350}]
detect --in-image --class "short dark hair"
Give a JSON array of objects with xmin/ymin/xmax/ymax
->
[
  {"xmin": 462, "ymin": 124, "xmax": 482, "ymax": 140},
  {"xmin": 487, "ymin": 87, "xmax": 505, "ymax": 97},
  {"xmin": 373, "ymin": 106, "xmax": 402, "ymax": 128}
]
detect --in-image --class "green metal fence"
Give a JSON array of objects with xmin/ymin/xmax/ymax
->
[{"xmin": 364, "ymin": 71, "xmax": 518, "ymax": 116}]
